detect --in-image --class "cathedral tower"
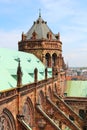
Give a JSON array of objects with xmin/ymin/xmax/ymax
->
[{"xmin": 18, "ymin": 13, "xmax": 64, "ymax": 69}]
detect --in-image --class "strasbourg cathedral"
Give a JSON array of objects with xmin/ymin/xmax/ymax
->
[{"xmin": 0, "ymin": 13, "xmax": 87, "ymax": 130}]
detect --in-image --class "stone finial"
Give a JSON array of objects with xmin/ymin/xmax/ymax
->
[
  {"xmin": 39, "ymin": 9, "xmax": 41, "ymax": 17},
  {"xmin": 58, "ymin": 32, "xmax": 60, "ymax": 40},
  {"xmin": 55, "ymin": 32, "xmax": 60, "ymax": 40},
  {"xmin": 22, "ymin": 32, "xmax": 26, "ymax": 41},
  {"xmin": 34, "ymin": 68, "xmax": 38, "ymax": 83},
  {"xmin": 17, "ymin": 59, "xmax": 22, "ymax": 87}
]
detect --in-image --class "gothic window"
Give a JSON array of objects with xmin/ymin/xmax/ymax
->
[
  {"xmin": 22, "ymin": 98, "xmax": 34, "ymax": 127},
  {"xmin": 52, "ymin": 53, "xmax": 57, "ymax": 67},
  {"xmin": 23, "ymin": 103, "xmax": 30, "ymax": 125},
  {"xmin": 38, "ymin": 90, "xmax": 44, "ymax": 108},
  {"xmin": 47, "ymin": 33, "xmax": 49, "ymax": 39},
  {"xmin": 0, "ymin": 108, "xmax": 16, "ymax": 130},
  {"xmin": 0, "ymin": 116, "xmax": 10, "ymax": 130},
  {"xmin": 79, "ymin": 109, "xmax": 85, "ymax": 119},
  {"xmin": 45, "ymin": 53, "xmax": 51, "ymax": 67}
]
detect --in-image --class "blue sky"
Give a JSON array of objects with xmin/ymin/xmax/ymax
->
[{"xmin": 0, "ymin": 0, "xmax": 87, "ymax": 67}]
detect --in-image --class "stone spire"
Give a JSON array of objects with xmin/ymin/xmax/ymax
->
[
  {"xmin": 34, "ymin": 68, "xmax": 38, "ymax": 83},
  {"xmin": 17, "ymin": 59, "xmax": 22, "ymax": 87},
  {"xmin": 58, "ymin": 32, "xmax": 60, "ymax": 40},
  {"xmin": 39, "ymin": 9, "xmax": 41, "ymax": 17}
]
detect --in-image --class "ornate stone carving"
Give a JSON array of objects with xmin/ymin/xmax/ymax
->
[{"xmin": 0, "ymin": 115, "xmax": 10, "ymax": 130}]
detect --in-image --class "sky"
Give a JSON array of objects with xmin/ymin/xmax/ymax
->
[{"xmin": 0, "ymin": 0, "xmax": 87, "ymax": 67}]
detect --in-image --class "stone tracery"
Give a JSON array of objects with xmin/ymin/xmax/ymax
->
[
  {"xmin": 0, "ymin": 109, "xmax": 16, "ymax": 130},
  {"xmin": 22, "ymin": 97, "xmax": 34, "ymax": 127}
]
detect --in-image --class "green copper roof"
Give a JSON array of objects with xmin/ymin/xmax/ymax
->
[
  {"xmin": 0, "ymin": 48, "xmax": 52, "ymax": 92},
  {"xmin": 65, "ymin": 81, "xmax": 87, "ymax": 97}
]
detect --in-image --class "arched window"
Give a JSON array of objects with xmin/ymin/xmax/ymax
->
[
  {"xmin": 22, "ymin": 97, "xmax": 34, "ymax": 127},
  {"xmin": 38, "ymin": 90, "xmax": 44, "ymax": 108},
  {"xmin": 45, "ymin": 53, "xmax": 51, "ymax": 67},
  {"xmin": 52, "ymin": 53, "xmax": 57, "ymax": 67},
  {"xmin": 0, "ymin": 108, "xmax": 16, "ymax": 130},
  {"xmin": 79, "ymin": 109, "xmax": 85, "ymax": 119}
]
